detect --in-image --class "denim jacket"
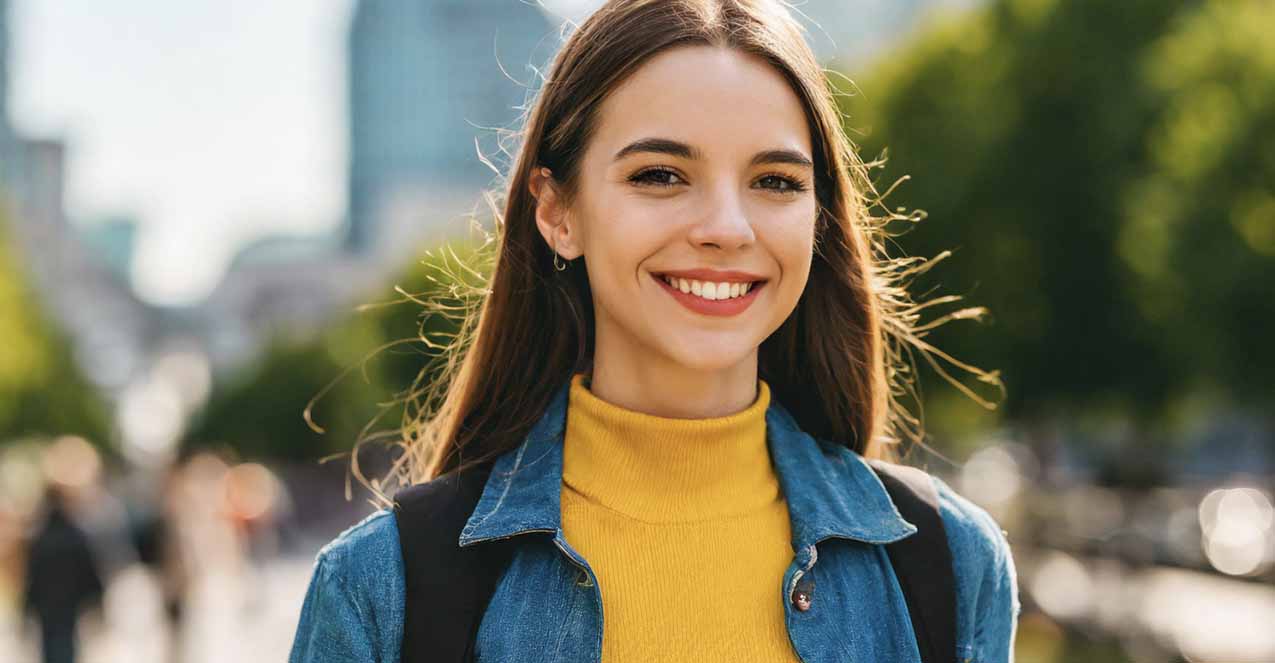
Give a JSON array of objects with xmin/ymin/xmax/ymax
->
[{"xmin": 289, "ymin": 376, "xmax": 1021, "ymax": 663}]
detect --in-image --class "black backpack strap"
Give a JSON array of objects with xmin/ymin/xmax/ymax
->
[
  {"xmin": 393, "ymin": 462, "xmax": 513, "ymax": 663},
  {"xmin": 867, "ymin": 459, "xmax": 957, "ymax": 663}
]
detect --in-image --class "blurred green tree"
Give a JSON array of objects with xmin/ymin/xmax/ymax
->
[
  {"xmin": 837, "ymin": 0, "xmax": 1274, "ymax": 455},
  {"xmin": 0, "ymin": 208, "xmax": 112, "ymax": 445}
]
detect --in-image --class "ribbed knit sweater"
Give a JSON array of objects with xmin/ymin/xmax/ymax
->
[{"xmin": 560, "ymin": 372, "xmax": 801, "ymax": 661}]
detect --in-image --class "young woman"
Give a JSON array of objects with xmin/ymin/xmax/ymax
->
[{"xmin": 290, "ymin": 1, "xmax": 1019, "ymax": 661}]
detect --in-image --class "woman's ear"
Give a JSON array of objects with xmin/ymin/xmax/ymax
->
[{"xmin": 529, "ymin": 167, "xmax": 583, "ymax": 260}]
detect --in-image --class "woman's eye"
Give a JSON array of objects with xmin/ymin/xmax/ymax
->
[
  {"xmin": 628, "ymin": 169, "xmax": 808, "ymax": 193},
  {"xmin": 629, "ymin": 168, "xmax": 684, "ymax": 187},
  {"xmin": 757, "ymin": 174, "xmax": 808, "ymax": 194}
]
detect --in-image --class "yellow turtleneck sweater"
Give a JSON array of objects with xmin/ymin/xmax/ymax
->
[{"xmin": 560, "ymin": 372, "xmax": 801, "ymax": 661}]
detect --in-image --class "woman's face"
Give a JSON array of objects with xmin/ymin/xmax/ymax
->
[{"xmin": 535, "ymin": 45, "xmax": 818, "ymax": 378}]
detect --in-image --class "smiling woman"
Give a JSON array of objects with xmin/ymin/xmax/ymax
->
[{"xmin": 289, "ymin": 1, "xmax": 1018, "ymax": 662}]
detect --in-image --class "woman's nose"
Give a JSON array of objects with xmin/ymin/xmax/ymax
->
[{"xmin": 687, "ymin": 184, "xmax": 756, "ymax": 250}]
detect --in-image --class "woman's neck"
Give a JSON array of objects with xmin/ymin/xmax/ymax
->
[{"xmin": 586, "ymin": 352, "xmax": 761, "ymax": 420}]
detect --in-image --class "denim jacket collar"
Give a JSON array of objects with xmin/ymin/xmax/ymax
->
[{"xmin": 458, "ymin": 375, "xmax": 918, "ymax": 552}]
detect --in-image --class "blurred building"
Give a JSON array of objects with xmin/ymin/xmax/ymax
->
[
  {"xmin": 196, "ymin": 232, "xmax": 374, "ymax": 374},
  {"xmin": 344, "ymin": 0, "xmax": 555, "ymax": 258}
]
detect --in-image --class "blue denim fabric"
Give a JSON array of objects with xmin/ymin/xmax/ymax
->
[{"xmin": 289, "ymin": 376, "xmax": 1021, "ymax": 663}]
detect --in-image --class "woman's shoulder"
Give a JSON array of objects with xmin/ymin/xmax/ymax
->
[
  {"xmin": 866, "ymin": 456, "xmax": 1014, "ymax": 564},
  {"xmin": 310, "ymin": 508, "xmax": 406, "ymax": 609},
  {"xmin": 927, "ymin": 473, "xmax": 1014, "ymax": 571},
  {"xmin": 927, "ymin": 472, "xmax": 1023, "ymax": 661},
  {"xmin": 289, "ymin": 509, "xmax": 405, "ymax": 663}
]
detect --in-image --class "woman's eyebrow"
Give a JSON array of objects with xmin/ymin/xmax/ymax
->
[
  {"xmin": 613, "ymin": 137, "xmax": 813, "ymax": 169},
  {"xmin": 614, "ymin": 137, "xmax": 701, "ymax": 161},
  {"xmin": 750, "ymin": 149, "xmax": 814, "ymax": 169}
]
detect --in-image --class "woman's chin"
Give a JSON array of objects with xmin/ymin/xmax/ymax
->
[{"xmin": 659, "ymin": 342, "xmax": 760, "ymax": 374}]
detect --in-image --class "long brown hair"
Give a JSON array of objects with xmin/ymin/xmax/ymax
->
[{"xmin": 358, "ymin": 0, "xmax": 1002, "ymax": 496}]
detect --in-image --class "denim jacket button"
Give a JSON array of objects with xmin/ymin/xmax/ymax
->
[{"xmin": 791, "ymin": 575, "xmax": 815, "ymax": 611}]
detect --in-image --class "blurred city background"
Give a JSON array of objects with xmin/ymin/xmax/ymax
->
[{"xmin": 0, "ymin": 0, "xmax": 1271, "ymax": 661}]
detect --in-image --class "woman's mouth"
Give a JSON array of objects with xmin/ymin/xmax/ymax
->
[{"xmin": 651, "ymin": 272, "xmax": 767, "ymax": 317}]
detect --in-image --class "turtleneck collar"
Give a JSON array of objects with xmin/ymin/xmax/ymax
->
[{"xmin": 561, "ymin": 372, "xmax": 779, "ymax": 523}]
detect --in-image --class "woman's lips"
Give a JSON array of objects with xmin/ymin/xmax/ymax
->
[{"xmin": 652, "ymin": 273, "xmax": 766, "ymax": 317}]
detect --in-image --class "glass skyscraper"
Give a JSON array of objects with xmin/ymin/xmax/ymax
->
[{"xmin": 345, "ymin": 0, "xmax": 554, "ymax": 254}]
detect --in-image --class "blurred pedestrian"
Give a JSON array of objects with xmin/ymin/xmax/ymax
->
[
  {"xmin": 21, "ymin": 484, "xmax": 105, "ymax": 663},
  {"xmin": 131, "ymin": 462, "xmax": 192, "ymax": 663}
]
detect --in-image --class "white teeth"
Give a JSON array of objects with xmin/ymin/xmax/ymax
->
[{"xmin": 660, "ymin": 275, "xmax": 758, "ymax": 301}]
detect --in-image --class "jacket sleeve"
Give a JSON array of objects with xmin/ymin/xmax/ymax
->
[
  {"xmin": 931, "ymin": 474, "xmax": 1022, "ymax": 663},
  {"xmin": 289, "ymin": 551, "xmax": 380, "ymax": 663},
  {"xmin": 972, "ymin": 523, "xmax": 1021, "ymax": 663},
  {"xmin": 288, "ymin": 509, "xmax": 404, "ymax": 663}
]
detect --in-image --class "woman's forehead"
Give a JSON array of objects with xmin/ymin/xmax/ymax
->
[{"xmin": 589, "ymin": 44, "xmax": 813, "ymax": 164}]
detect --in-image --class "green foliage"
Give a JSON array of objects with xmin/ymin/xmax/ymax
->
[
  {"xmin": 184, "ymin": 334, "xmax": 369, "ymax": 461},
  {"xmin": 1126, "ymin": 0, "xmax": 1275, "ymax": 412},
  {"xmin": 838, "ymin": 0, "xmax": 1274, "ymax": 434},
  {"xmin": 0, "ymin": 209, "xmax": 112, "ymax": 445}
]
